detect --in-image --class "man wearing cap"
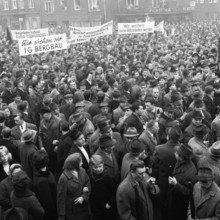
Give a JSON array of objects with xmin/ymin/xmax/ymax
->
[
  {"xmin": 93, "ymin": 102, "xmax": 111, "ymax": 127},
  {"xmin": 198, "ymin": 141, "xmax": 220, "ymax": 187},
  {"xmin": 203, "ymin": 85, "xmax": 217, "ymax": 120},
  {"xmin": 191, "ymin": 167, "xmax": 220, "ymax": 220},
  {"xmin": 60, "ymin": 93, "xmax": 75, "ymax": 120},
  {"xmin": 94, "ymin": 134, "xmax": 120, "ymax": 186},
  {"xmin": 152, "ymin": 125, "xmax": 182, "ymax": 220}
]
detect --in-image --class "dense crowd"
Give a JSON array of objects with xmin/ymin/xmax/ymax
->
[{"xmin": 0, "ymin": 18, "xmax": 219, "ymax": 220}]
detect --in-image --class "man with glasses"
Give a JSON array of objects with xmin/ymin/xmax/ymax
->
[{"xmin": 117, "ymin": 160, "xmax": 158, "ymax": 220}]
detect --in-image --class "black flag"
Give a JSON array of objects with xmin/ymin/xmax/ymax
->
[{"xmin": 6, "ymin": 26, "xmax": 13, "ymax": 44}]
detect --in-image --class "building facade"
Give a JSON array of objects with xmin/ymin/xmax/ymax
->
[
  {"xmin": 193, "ymin": 0, "xmax": 220, "ymax": 20},
  {"xmin": 0, "ymin": 0, "xmax": 40, "ymax": 30}
]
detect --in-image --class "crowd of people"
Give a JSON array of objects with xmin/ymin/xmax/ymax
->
[{"xmin": 0, "ymin": 18, "xmax": 219, "ymax": 220}]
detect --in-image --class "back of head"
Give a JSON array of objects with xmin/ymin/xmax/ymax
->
[
  {"xmin": 3, "ymin": 207, "xmax": 28, "ymax": 220},
  {"xmin": 12, "ymin": 170, "xmax": 30, "ymax": 193},
  {"xmin": 168, "ymin": 125, "xmax": 182, "ymax": 142},
  {"xmin": 33, "ymin": 150, "xmax": 49, "ymax": 171}
]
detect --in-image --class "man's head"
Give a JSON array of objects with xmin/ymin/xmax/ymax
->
[
  {"xmin": 152, "ymin": 87, "xmax": 159, "ymax": 98},
  {"xmin": 198, "ymin": 167, "xmax": 214, "ymax": 190},
  {"xmin": 14, "ymin": 113, "xmax": 24, "ymax": 126},
  {"xmin": 130, "ymin": 160, "xmax": 146, "ymax": 182},
  {"xmin": 131, "ymin": 102, "xmax": 143, "ymax": 117},
  {"xmin": 192, "ymin": 110, "xmax": 203, "ymax": 126},
  {"xmin": 147, "ymin": 120, "xmax": 159, "ymax": 134},
  {"xmin": 145, "ymin": 97, "xmax": 155, "ymax": 112}
]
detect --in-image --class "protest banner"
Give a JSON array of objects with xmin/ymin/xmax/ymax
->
[
  {"xmin": 117, "ymin": 22, "xmax": 155, "ymax": 35},
  {"xmin": 11, "ymin": 28, "xmax": 49, "ymax": 40},
  {"xmin": 70, "ymin": 21, "xmax": 113, "ymax": 44},
  {"xmin": 18, "ymin": 34, "xmax": 67, "ymax": 56}
]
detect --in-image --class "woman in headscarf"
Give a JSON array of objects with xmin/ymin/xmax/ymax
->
[{"xmin": 57, "ymin": 153, "xmax": 91, "ymax": 220}]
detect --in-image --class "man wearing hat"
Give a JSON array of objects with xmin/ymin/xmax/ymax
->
[
  {"xmin": 203, "ymin": 85, "xmax": 217, "ymax": 120},
  {"xmin": 60, "ymin": 93, "xmax": 75, "ymax": 120},
  {"xmin": 69, "ymin": 112, "xmax": 94, "ymax": 142},
  {"xmin": 94, "ymin": 134, "xmax": 120, "ymax": 186},
  {"xmin": 168, "ymin": 144, "xmax": 197, "ymax": 220},
  {"xmin": 191, "ymin": 167, "xmax": 220, "ymax": 220},
  {"xmin": 19, "ymin": 129, "xmax": 38, "ymax": 179},
  {"xmin": 183, "ymin": 109, "xmax": 210, "ymax": 143},
  {"xmin": 182, "ymin": 99, "xmax": 212, "ymax": 130},
  {"xmin": 198, "ymin": 141, "xmax": 220, "ymax": 187},
  {"xmin": 158, "ymin": 103, "xmax": 179, "ymax": 144},
  {"xmin": 121, "ymin": 139, "xmax": 147, "ymax": 180},
  {"xmin": 93, "ymin": 102, "xmax": 111, "ymax": 127},
  {"xmin": 72, "ymin": 101, "xmax": 92, "ymax": 121},
  {"xmin": 38, "ymin": 106, "xmax": 61, "ymax": 173},
  {"xmin": 188, "ymin": 124, "xmax": 210, "ymax": 164}
]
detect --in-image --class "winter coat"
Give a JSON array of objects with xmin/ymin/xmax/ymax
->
[
  {"xmin": 193, "ymin": 182, "xmax": 220, "ymax": 219},
  {"xmin": 117, "ymin": 173, "xmax": 159, "ymax": 220},
  {"xmin": 11, "ymin": 189, "xmax": 44, "ymax": 220},
  {"xmin": 167, "ymin": 160, "xmax": 197, "ymax": 220},
  {"xmin": 33, "ymin": 169, "xmax": 57, "ymax": 220},
  {"xmin": 57, "ymin": 168, "xmax": 91, "ymax": 220},
  {"xmin": 88, "ymin": 169, "xmax": 117, "ymax": 220}
]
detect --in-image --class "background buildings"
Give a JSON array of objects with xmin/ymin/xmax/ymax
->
[{"xmin": 0, "ymin": 0, "xmax": 219, "ymax": 30}]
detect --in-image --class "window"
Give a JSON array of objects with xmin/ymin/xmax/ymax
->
[
  {"xmin": 152, "ymin": 0, "xmax": 159, "ymax": 8},
  {"xmin": 200, "ymin": 0, "xmax": 204, "ymax": 3},
  {"xmin": 208, "ymin": 0, "xmax": 213, "ymax": 3},
  {"xmin": 28, "ymin": 0, "xmax": 34, "ymax": 8},
  {"xmin": 213, "ymin": 0, "xmax": 217, "ymax": 2},
  {"xmin": 127, "ymin": 0, "xmax": 139, "ymax": 9},
  {"xmin": 74, "ymin": 0, "xmax": 81, "ymax": 10},
  {"xmin": 44, "ymin": 1, "xmax": 55, "ymax": 13},
  {"xmin": 88, "ymin": 0, "xmax": 100, "ymax": 11},
  {"xmin": 3, "ymin": 0, "xmax": 9, "ymax": 10},
  {"xmin": 18, "ymin": 0, "xmax": 24, "ymax": 9},
  {"xmin": 11, "ymin": 0, "xmax": 18, "ymax": 9}
]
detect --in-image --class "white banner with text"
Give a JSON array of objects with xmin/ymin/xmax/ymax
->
[
  {"xmin": 18, "ymin": 34, "xmax": 67, "ymax": 56},
  {"xmin": 11, "ymin": 28, "xmax": 49, "ymax": 40}
]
